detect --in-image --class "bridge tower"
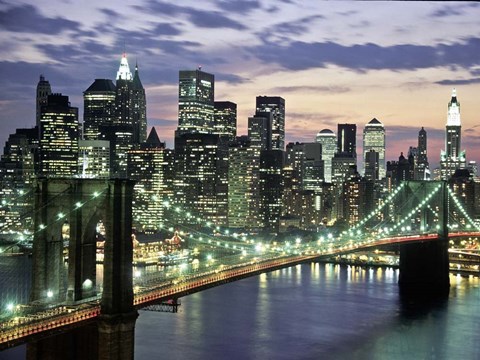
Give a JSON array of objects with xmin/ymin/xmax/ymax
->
[
  {"xmin": 397, "ymin": 181, "xmax": 450, "ymax": 295},
  {"xmin": 28, "ymin": 178, "xmax": 137, "ymax": 360}
]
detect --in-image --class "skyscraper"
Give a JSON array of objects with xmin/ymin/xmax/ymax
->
[
  {"xmin": 337, "ymin": 123, "xmax": 356, "ymax": 157},
  {"xmin": 115, "ymin": 54, "xmax": 147, "ymax": 145},
  {"xmin": 440, "ymin": 88, "xmax": 466, "ymax": 179},
  {"xmin": 415, "ymin": 127, "xmax": 430, "ymax": 180},
  {"xmin": 363, "ymin": 118, "xmax": 385, "ymax": 179},
  {"xmin": 83, "ymin": 79, "xmax": 116, "ymax": 140},
  {"xmin": 214, "ymin": 101, "xmax": 237, "ymax": 141},
  {"xmin": 177, "ymin": 68, "xmax": 215, "ymax": 135},
  {"xmin": 39, "ymin": 94, "xmax": 79, "ymax": 177},
  {"xmin": 256, "ymin": 96, "xmax": 285, "ymax": 150},
  {"xmin": 36, "ymin": 75, "xmax": 52, "ymax": 128},
  {"xmin": 316, "ymin": 129, "xmax": 336, "ymax": 183}
]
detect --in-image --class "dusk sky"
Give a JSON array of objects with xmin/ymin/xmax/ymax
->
[{"xmin": 1, "ymin": 1, "xmax": 480, "ymax": 170}]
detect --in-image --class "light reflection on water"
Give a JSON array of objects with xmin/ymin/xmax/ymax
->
[{"xmin": 1, "ymin": 257, "xmax": 479, "ymax": 360}]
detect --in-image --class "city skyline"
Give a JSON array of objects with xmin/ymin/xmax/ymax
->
[{"xmin": 1, "ymin": 1, "xmax": 480, "ymax": 168}]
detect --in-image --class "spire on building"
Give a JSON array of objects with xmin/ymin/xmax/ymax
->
[
  {"xmin": 116, "ymin": 53, "xmax": 132, "ymax": 81},
  {"xmin": 447, "ymin": 87, "xmax": 460, "ymax": 126},
  {"xmin": 132, "ymin": 61, "xmax": 144, "ymax": 89}
]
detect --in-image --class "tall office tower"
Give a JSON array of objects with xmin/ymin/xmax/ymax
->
[
  {"xmin": 337, "ymin": 123, "xmax": 357, "ymax": 157},
  {"xmin": 248, "ymin": 115, "xmax": 270, "ymax": 150},
  {"xmin": 259, "ymin": 150, "xmax": 284, "ymax": 233},
  {"xmin": 256, "ymin": 96, "xmax": 285, "ymax": 150},
  {"xmin": 214, "ymin": 101, "xmax": 237, "ymax": 141},
  {"xmin": 228, "ymin": 137, "xmax": 262, "ymax": 230},
  {"xmin": 36, "ymin": 75, "xmax": 52, "ymax": 127},
  {"xmin": 128, "ymin": 128, "xmax": 169, "ymax": 232},
  {"xmin": 39, "ymin": 94, "xmax": 79, "ymax": 177},
  {"xmin": 78, "ymin": 140, "xmax": 110, "ymax": 178},
  {"xmin": 440, "ymin": 88, "xmax": 466, "ymax": 179},
  {"xmin": 343, "ymin": 174, "xmax": 374, "ymax": 226},
  {"xmin": 83, "ymin": 79, "xmax": 116, "ymax": 140},
  {"xmin": 363, "ymin": 118, "xmax": 385, "ymax": 179},
  {"xmin": 132, "ymin": 63, "xmax": 147, "ymax": 144},
  {"xmin": 0, "ymin": 128, "xmax": 38, "ymax": 231},
  {"xmin": 112, "ymin": 54, "xmax": 147, "ymax": 176},
  {"xmin": 364, "ymin": 149, "xmax": 379, "ymax": 181},
  {"xmin": 174, "ymin": 133, "xmax": 228, "ymax": 225},
  {"xmin": 415, "ymin": 127, "xmax": 430, "ymax": 180},
  {"xmin": 177, "ymin": 68, "xmax": 215, "ymax": 135},
  {"xmin": 285, "ymin": 142, "xmax": 323, "ymax": 191},
  {"xmin": 467, "ymin": 161, "xmax": 477, "ymax": 177},
  {"xmin": 316, "ymin": 129, "xmax": 336, "ymax": 183}
]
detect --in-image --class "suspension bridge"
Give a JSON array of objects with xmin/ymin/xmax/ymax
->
[{"xmin": 0, "ymin": 179, "xmax": 479, "ymax": 359}]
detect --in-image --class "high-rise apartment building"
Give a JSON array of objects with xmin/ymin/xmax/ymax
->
[
  {"xmin": 440, "ymin": 89, "xmax": 466, "ymax": 179},
  {"xmin": 316, "ymin": 129, "xmax": 336, "ymax": 183},
  {"xmin": 256, "ymin": 96, "xmax": 285, "ymax": 150},
  {"xmin": 39, "ymin": 94, "xmax": 79, "ymax": 177},
  {"xmin": 177, "ymin": 68, "xmax": 215, "ymax": 135},
  {"xmin": 363, "ymin": 118, "xmax": 385, "ymax": 179},
  {"xmin": 83, "ymin": 79, "xmax": 116, "ymax": 140},
  {"xmin": 214, "ymin": 101, "xmax": 237, "ymax": 141},
  {"xmin": 36, "ymin": 75, "xmax": 52, "ymax": 128}
]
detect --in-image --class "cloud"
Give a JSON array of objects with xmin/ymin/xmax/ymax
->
[
  {"xmin": 215, "ymin": 73, "xmax": 250, "ymax": 84},
  {"xmin": 268, "ymin": 15, "xmax": 324, "ymax": 36},
  {"xmin": 430, "ymin": 3, "xmax": 480, "ymax": 18},
  {"xmin": 138, "ymin": 1, "xmax": 246, "ymax": 30},
  {"xmin": 214, "ymin": 0, "xmax": 261, "ymax": 14},
  {"xmin": 0, "ymin": 3, "xmax": 81, "ymax": 34},
  {"xmin": 269, "ymin": 85, "xmax": 351, "ymax": 94},
  {"xmin": 152, "ymin": 22, "xmax": 182, "ymax": 36},
  {"xmin": 435, "ymin": 78, "xmax": 480, "ymax": 85},
  {"xmin": 250, "ymin": 37, "xmax": 480, "ymax": 72}
]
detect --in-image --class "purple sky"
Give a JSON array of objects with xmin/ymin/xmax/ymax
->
[{"xmin": 1, "ymin": 1, "xmax": 480, "ymax": 170}]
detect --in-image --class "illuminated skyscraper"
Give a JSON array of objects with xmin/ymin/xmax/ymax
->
[
  {"xmin": 256, "ymin": 96, "xmax": 285, "ymax": 150},
  {"xmin": 337, "ymin": 123, "xmax": 356, "ymax": 158},
  {"xmin": 36, "ymin": 75, "xmax": 51, "ymax": 128},
  {"xmin": 128, "ymin": 128, "xmax": 172, "ymax": 232},
  {"xmin": 78, "ymin": 140, "xmax": 110, "ymax": 178},
  {"xmin": 214, "ymin": 101, "xmax": 237, "ymax": 141},
  {"xmin": 177, "ymin": 68, "xmax": 215, "ymax": 135},
  {"xmin": 83, "ymin": 79, "xmax": 116, "ymax": 140},
  {"xmin": 363, "ymin": 118, "xmax": 385, "ymax": 179},
  {"xmin": 415, "ymin": 127, "xmax": 430, "ymax": 180},
  {"xmin": 39, "ymin": 94, "xmax": 79, "ymax": 177},
  {"xmin": 316, "ymin": 129, "xmax": 336, "ymax": 183},
  {"xmin": 110, "ymin": 53, "xmax": 147, "ymax": 176},
  {"xmin": 440, "ymin": 88, "xmax": 466, "ymax": 179}
]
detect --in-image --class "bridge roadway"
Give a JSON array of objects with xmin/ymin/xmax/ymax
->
[{"xmin": 1, "ymin": 231, "xmax": 480, "ymax": 350}]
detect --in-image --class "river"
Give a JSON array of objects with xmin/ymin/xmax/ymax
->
[{"xmin": 1, "ymin": 257, "xmax": 479, "ymax": 359}]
